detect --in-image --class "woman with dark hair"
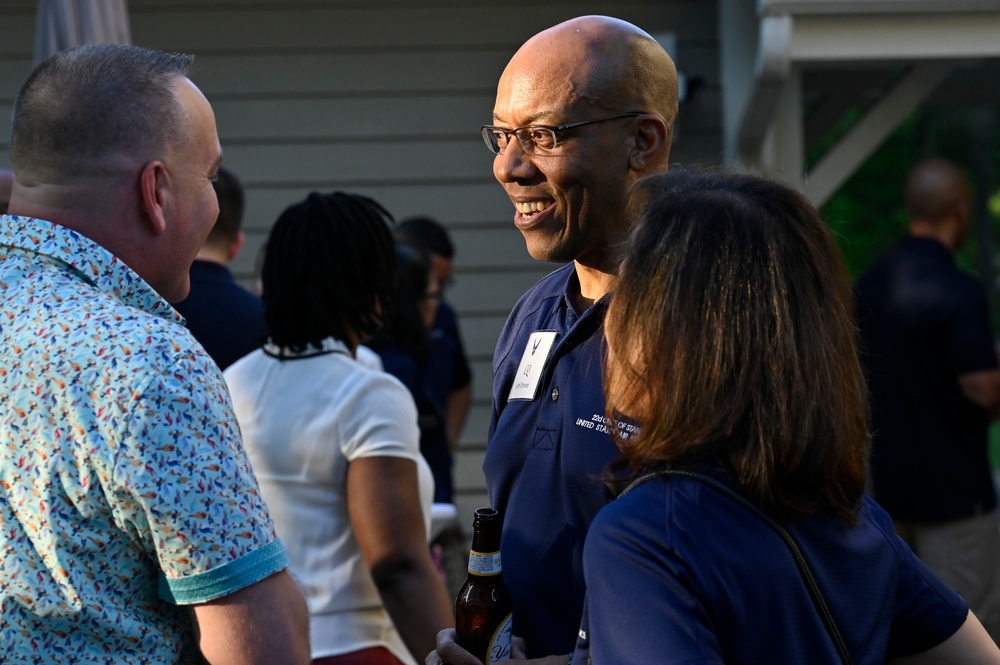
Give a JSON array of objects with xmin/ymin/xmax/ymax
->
[
  {"xmin": 575, "ymin": 170, "xmax": 1000, "ymax": 664},
  {"xmin": 224, "ymin": 192, "xmax": 453, "ymax": 665}
]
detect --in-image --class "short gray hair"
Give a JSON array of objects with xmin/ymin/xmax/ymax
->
[{"xmin": 10, "ymin": 43, "xmax": 195, "ymax": 183}]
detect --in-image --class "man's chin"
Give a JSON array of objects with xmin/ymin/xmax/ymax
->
[
  {"xmin": 164, "ymin": 278, "xmax": 191, "ymax": 305},
  {"xmin": 523, "ymin": 237, "xmax": 575, "ymax": 265}
]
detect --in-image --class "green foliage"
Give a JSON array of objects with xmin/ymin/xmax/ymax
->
[
  {"xmin": 819, "ymin": 113, "xmax": 919, "ymax": 280},
  {"xmin": 819, "ymin": 108, "xmax": 999, "ymax": 282}
]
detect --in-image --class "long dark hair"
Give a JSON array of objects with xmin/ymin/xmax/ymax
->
[
  {"xmin": 605, "ymin": 169, "xmax": 869, "ymax": 521},
  {"xmin": 262, "ymin": 191, "xmax": 396, "ymax": 350}
]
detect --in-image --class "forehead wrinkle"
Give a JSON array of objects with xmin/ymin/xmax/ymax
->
[{"xmin": 494, "ymin": 60, "xmax": 597, "ymax": 128}]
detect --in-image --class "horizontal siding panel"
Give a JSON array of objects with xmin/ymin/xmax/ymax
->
[
  {"xmin": 239, "ymin": 182, "xmax": 509, "ymax": 234},
  {"xmin": 188, "ymin": 51, "xmax": 509, "ymax": 97},
  {"xmin": 455, "ymin": 448, "xmax": 488, "ymax": 492},
  {"xmin": 0, "ymin": 13, "xmax": 33, "ymax": 56},
  {"xmin": 213, "ymin": 94, "xmax": 495, "ymax": 141},
  {"xmin": 214, "ymin": 91, "xmax": 721, "ymax": 142},
  {"xmin": 458, "ymin": 403, "xmax": 493, "ymax": 447},
  {"xmin": 452, "ymin": 313, "xmax": 506, "ymax": 362},
  {"xmin": 239, "ymin": 182, "xmax": 509, "ymax": 231},
  {"xmin": 220, "ymin": 139, "xmax": 487, "ymax": 184},
  {"xmin": 130, "ymin": 3, "xmax": 719, "ymax": 52},
  {"xmin": 469, "ymin": 359, "xmax": 494, "ymax": 406},
  {"xmin": 463, "ymin": 403, "xmax": 493, "ymax": 439},
  {"xmin": 449, "ymin": 228, "xmax": 536, "ymax": 271},
  {"xmin": 454, "ymin": 493, "xmax": 491, "ymax": 526},
  {"xmin": 0, "ymin": 61, "xmax": 32, "ymax": 103},
  {"xmin": 448, "ymin": 270, "xmax": 553, "ymax": 316}
]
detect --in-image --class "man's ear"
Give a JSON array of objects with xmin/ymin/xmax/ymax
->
[
  {"xmin": 628, "ymin": 115, "xmax": 671, "ymax": 172},
  {"xmin": 139, "ymin": 160, "xmax": 169, "ymax": 236},
  {"xmin": 227, "ymin": 230, "xmax": 245, "ymax": 262}
]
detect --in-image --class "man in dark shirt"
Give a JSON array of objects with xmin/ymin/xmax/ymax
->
[
  {"xmin": 395, "ymin": 216, "xmax": 473, "ymax": 476},
  {"xmin": 855, "ymin": 158, "xmax": 1000, "ymax": 640},
  {"xmin": 175, "ymin": 166, "xmax": 266, "ymax": 370},
  {"xmin": 430, "ymin": 15, "xmax": 678, "ymax": 663}
]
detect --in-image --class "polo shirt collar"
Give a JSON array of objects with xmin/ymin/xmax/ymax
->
[
  {"xmin": 559, "ymin": 263, "xmax": 611, "ymax": 320},
  {"xmin": 0, "ymin": 214, "xmax": 181, "ymax": 324}
]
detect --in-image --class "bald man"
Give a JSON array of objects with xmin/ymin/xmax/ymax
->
[
  {"xmin": 855, "ymin": 158, "xmax": 1000, "ymax": 641},
  {"xmin": 0, "ymin": 168, "xmax": 13, "ymax": 214},
  {"xmin": 432, "ymin": 16, "xmax": 677, "ymax": 664}
]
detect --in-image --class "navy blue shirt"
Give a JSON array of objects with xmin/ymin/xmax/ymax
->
[
  {"xmin": 174, "ymin": 260, "xmax": 266, "ymax": 371},
  {"xmin": 484, "ymin": 263, "xmax": 620, "ymax": 657},
  {"xmin": 575, "ymin": 475, "xmax": 968, "ymax": 664},
  {"xmin": 376, "ymin": 343, "xmax": 453, "ymax": 503},
  {"xmin": 428, "ymin": 301, "xmax": 472, "ymax": 404},
  {"xmin": 854, "ymin": 235, "xmax": 998, "ymax": 522}
]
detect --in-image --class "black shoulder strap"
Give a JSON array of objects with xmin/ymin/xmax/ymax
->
[{"xmin": 621, "ymin": 469, "xmax": 853, "ymax": 665}]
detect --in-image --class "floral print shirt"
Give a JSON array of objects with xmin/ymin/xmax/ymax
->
[{"xmin": 0, "ymin": 216, "xmax": 288, "ymax": 664}]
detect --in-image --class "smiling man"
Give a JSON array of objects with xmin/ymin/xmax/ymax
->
[{"xmin": 430, "ymin": 15, "xmax": 677, "ymax": 665}]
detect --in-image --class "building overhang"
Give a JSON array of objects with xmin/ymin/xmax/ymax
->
[{"xmin": 736, "ymin": 0, "xmax": 1000, "ymax": 205}]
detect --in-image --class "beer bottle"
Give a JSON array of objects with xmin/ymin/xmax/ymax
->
[{"xmin": 455, "ymin": 507, "xmax": 513, "ymax": 664}]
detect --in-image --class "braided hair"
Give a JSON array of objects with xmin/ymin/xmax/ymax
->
[{"xmin": 262, "ymin": 191, "xmax": 396, "ymax": 350}]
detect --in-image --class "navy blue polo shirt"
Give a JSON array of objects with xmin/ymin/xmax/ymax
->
[
  {"xmin": 484, "ymin": 263, "xmax": 621, "ymax": 658},
  {"xmin": 854, "ymin": 235, "xmax": 999, "ymax": 522},
  {"xmin": 428, "ymin": 301, "xmax": 472, "ymax": 403},
  {"xmin": 574, "ymin": 475, "xmax": 968, "ymax": 664},
  {"xmin": 174, "ymin": 260, "xmax": 266, "ymax": 371}
]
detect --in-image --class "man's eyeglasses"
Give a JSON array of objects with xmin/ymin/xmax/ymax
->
[{"xmin": 481, "ymin": 113, "xmax": 644, "ymax": 155}]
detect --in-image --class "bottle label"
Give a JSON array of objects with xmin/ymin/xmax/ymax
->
[
  {"xmin": 488, "ymin": 613, "xmax": 513, "ymax": 662},
  {"xmin": 467, "ymin": 549, "xmax": 502, "ymax": 576}
]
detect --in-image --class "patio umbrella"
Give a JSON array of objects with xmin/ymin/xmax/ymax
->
[{"xmin": 34, "ymin": 0, "xmax": 131, "ymax": 63}]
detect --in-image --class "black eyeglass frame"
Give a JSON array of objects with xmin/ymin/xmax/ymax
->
[{"xmin": 480, "ymin": 112, "xmax": 645, "ymax": 155}]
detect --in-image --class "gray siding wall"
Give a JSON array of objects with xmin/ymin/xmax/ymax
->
[{"xmin": 0, "ymin": 0, "xmax": 721, "ymax": 524}]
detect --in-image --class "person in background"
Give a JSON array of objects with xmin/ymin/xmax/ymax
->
[
  {"xmin": 0, "ymin": 43, "xmax": 309, "ymax": 664},
  {"xmin": 854, "ymin": 158, "xmax": 1000, "ymax": 640},
  {"xmin": 371, "ymin": 244, "xmax": 452, "ymax": 504},
  {"xmin": 578, "ymin": 168, "xmax": 1000, "ymax": 664},
  {"xmin": 175, "ymin": 166, "xmax": 266, "ymax": 370},
  {"xmin": 224, "ymin": 191, "xmax": 453, "ymax": 665},
  {"xmin": 0, "ymin": 168, "xmax": 13, "ymax": 214},
  {"xmin": 430, "ymin": 15, "xmax": 677, "ymax": 665},
  {"xmin": 395, "ymin": 215, "xmax": 472, "ymax": 456}
]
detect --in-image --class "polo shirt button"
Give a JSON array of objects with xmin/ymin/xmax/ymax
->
[{"xmin": 551, "ymin": 388, "xmax": 559, "ymax": 401}]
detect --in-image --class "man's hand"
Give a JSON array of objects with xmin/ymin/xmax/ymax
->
[
  {"xmin": 425, "ymin": 628, "xmax": 566, "ymax": 665},
  {"xmin": 425, "ymin": 628, "xmax": 482, "ymax": 665}
]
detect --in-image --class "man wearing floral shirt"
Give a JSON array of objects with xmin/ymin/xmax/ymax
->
[{"xmin": 0, "ymin": 44, "xmax": 309, "ymax": 664}]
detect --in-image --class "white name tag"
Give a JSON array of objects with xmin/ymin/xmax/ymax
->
[{"xmin": 507, "ymin": 331, "xmax": 558, "ymax": 401}]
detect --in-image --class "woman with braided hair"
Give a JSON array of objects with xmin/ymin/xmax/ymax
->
[{"xmin": 225, "ymin": 191, "xmax": 453, "ymax": 665}]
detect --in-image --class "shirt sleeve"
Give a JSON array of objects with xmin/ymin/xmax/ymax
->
[
  {"xmin": 110, "ymin": 350, "xmax": 288, "ymax": 605},
  {"xmin": 946, "ymin": 278, "xmax": 999, "ymax": 377},
  {"xmin": 339, "ymin": 370, "xmax": 422, "ymax": 463},
  {"xmin": 879, "ymin": 509, "xmax": 969, "ymax": 659}
]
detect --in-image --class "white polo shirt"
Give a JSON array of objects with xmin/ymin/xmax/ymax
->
[{"xmin": 225, "ymin": 337, "xmax": 433, "ymax": 663}]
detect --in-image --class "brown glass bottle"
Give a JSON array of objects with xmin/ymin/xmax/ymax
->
[{"xmin": 455, "ymin": 507, "xmax": 513, "ymax": 664}]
